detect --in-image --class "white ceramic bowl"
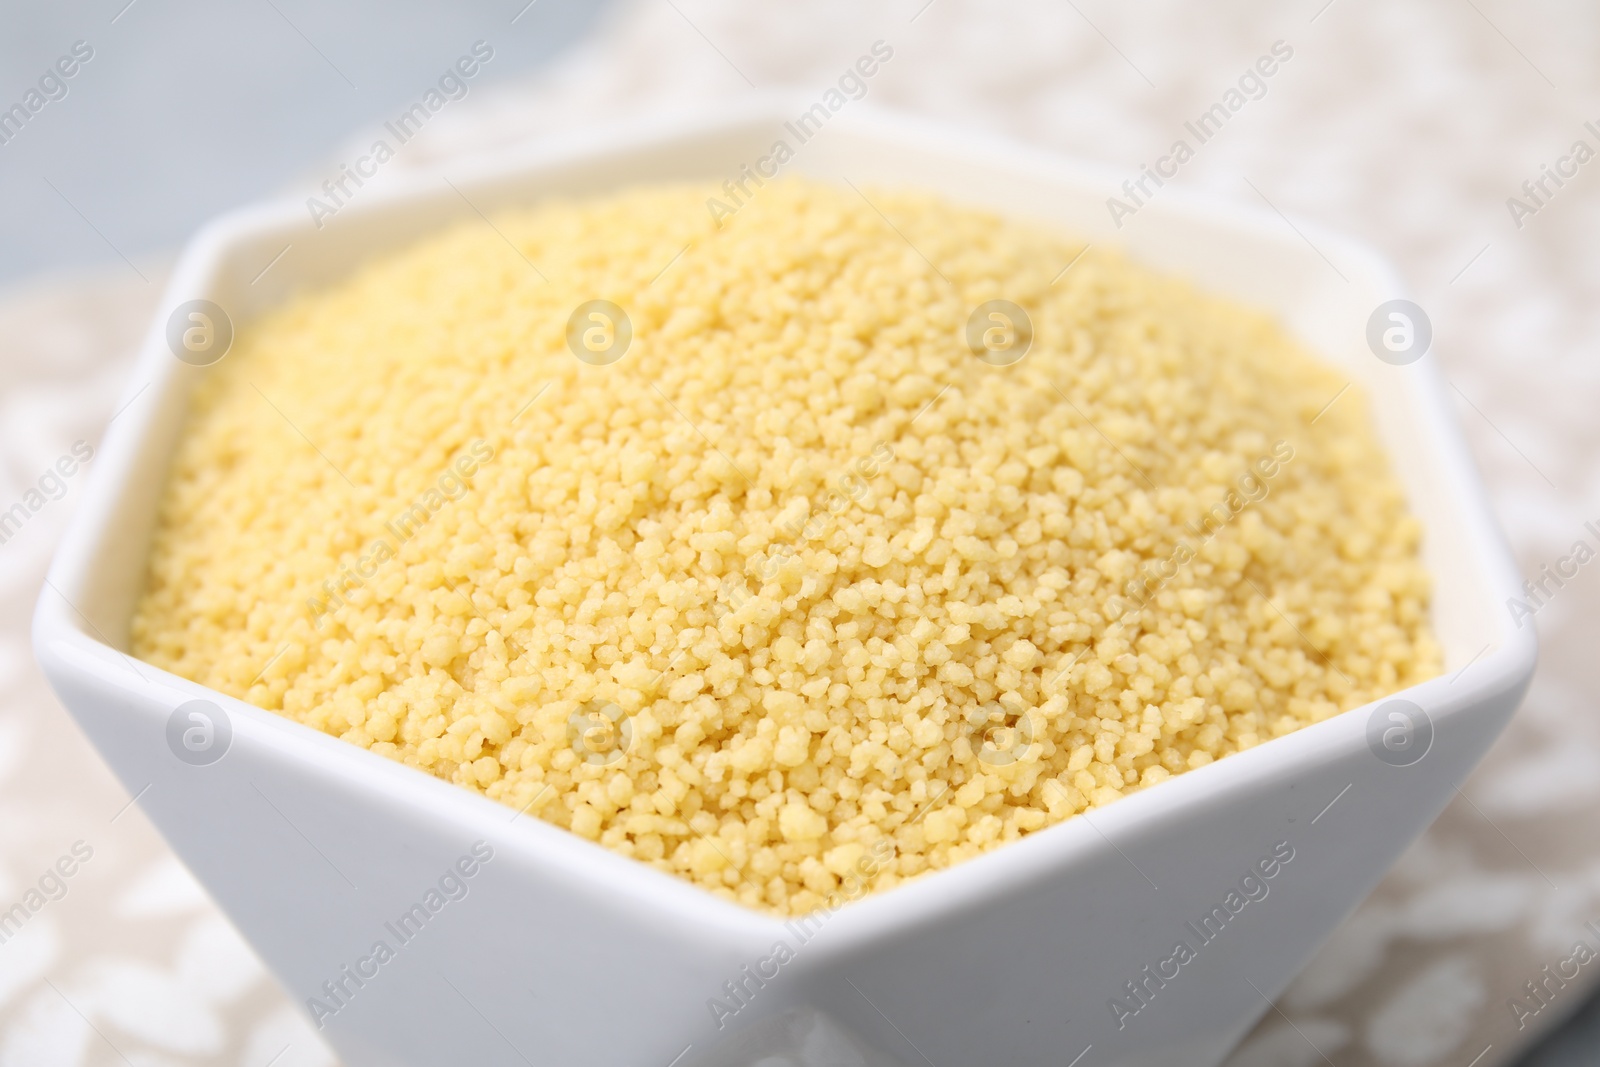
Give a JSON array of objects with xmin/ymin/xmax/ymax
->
[{"xmin": 34, "ymin": 101, "xmax": 1535, "ymax": 1067}]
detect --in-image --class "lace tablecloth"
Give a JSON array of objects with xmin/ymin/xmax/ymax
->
[{"xmin": 3, "ymin": 2, "xmax": 1597, "ymax": 1064}]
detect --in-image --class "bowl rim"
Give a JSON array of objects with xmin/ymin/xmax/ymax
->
[{"xmin": 32, "ymin": 97, "xmax": 1538, "ymax": 950}]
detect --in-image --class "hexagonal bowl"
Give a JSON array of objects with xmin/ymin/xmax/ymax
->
[{"xmin": 33, "ymin": 99, "xmax": 1535, "ymax": 1067}]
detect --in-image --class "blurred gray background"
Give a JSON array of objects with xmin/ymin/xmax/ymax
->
[{"xmin": 0, "ymin": 0, "xmax": 609, "ymax": 287}]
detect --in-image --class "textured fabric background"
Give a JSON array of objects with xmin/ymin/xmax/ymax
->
[{"xmin": 2, "ymin": 2, "xmax": 1596, "ymax": 1064}]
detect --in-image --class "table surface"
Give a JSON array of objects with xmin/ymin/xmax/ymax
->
[{"xmin": 2, "ymin": 2, "xmax": 1597, "ymax": 1065}]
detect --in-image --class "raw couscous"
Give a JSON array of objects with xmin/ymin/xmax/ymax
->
[{"xmin": 130, "ymin": 179, "xmax": 1440, "ymax": 915}]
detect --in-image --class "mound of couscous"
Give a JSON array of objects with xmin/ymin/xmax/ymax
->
[{"xmin": 131, "ymin": 180, "xmax": 1439, "ymax": 915}]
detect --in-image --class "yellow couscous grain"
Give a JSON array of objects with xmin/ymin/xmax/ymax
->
[{"xmin": 131, "ymin": 179, "xmax": 1439, "ymax": 915}]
